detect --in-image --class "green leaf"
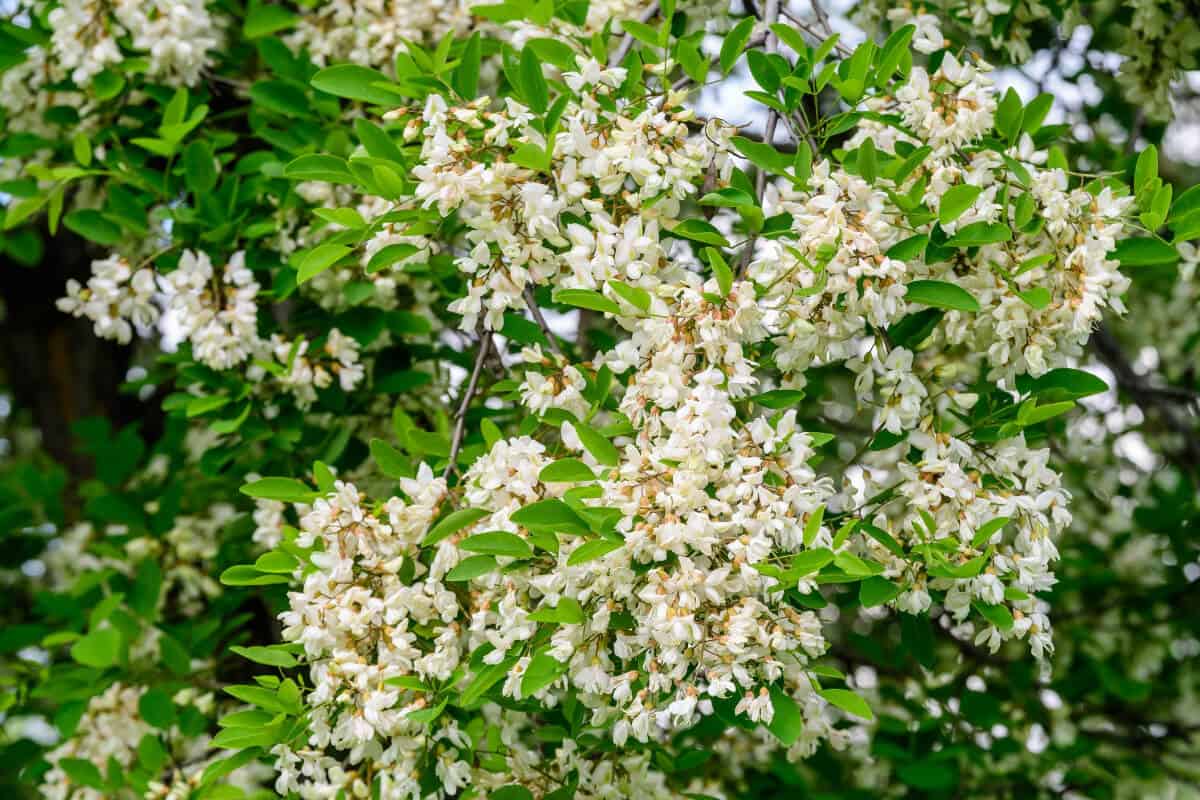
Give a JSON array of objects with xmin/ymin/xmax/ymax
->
[
  {"xmin": 906, "ymin": 280, "xmax": 980, "ymax": 312},
  {"xmin": 218, "ymin": 709, "xmax": 275, "ymax": 728},
  {"xmin": 875, "ymin": 24, "xmax": 915, "ymax": 84},
  {"xmin": 240, "ymin": 477, "xmax": 315, "ymax": 503},
  {"xmin": 1017, "ymin": 287, "xmax": 1051, "ymax": 309},
  {"xmin": 803, "ymin": 505, "xmax": 825, "ymax": 548},
  {"xmin": 407, "ymin": 698, "xmax": 447, "ymax": 724},
  {"xmin": 454, "ymin": 33, "xmax": 482, "ymax": 99},
  {"xmin": 222, "ymin": 682, "xmax": 296, "ymax": 713},
  {"xmin": 995, "ymin": 87, "xmax": 1023, "ymax": 143},
  {"xmin": 64, "ymin": 210, "xmax": 121, "ymax": 246},
  {"xmin": 720, "ymin": 17, "xmax": 756, "ymax": 74},
  {"xmin": 311, "ymin": 64, "xmax": 398, "ymax": 105},
  {"xmin": 788, "ymin": 547, "xmax": 835, "ymax": 577},
  {"xmin": 424, "ymin": 507, "xmax": 491, "ymax": 546},
  {"xmin": 70, "ymin": 627, "xmax": 121, "ymax": 668},
  {"xmin": 1020, "ymin": 93, "xmax": 1053, "ymax": 133},
  {"xmin": 553, "ymin": 288, "xmax": 620, "ymax": 315},
  {"xmin": 619, "ymin": 19, "xmax": 663, "ymax": 49},
  {"xmin": 460, "ymin": 531, "xmax": 533, "ymax": 559},
  {"xmin": 567, "ymin": 537, "xmax": 624, "ymax": 565},
  {"xmin": 521, "ymin": 651, "xmax": 568, "ymax": 695},
  {"xmin": 519, "ymin": 47, "xmax": 549, "ymax": 113},
  {"xmin": 370, "ymin": 438, "xmax": 410, "ymax": 478},
  {"xmin": 129, "ymin": 559, "xmax": 162, "ymax": 619},
  {"xmin": 138, "ymin": 688, "xmax": 176, "ymax": 729},
  {"xmin": 1030, "ymin": 368, "xmax": 1108, "ymax": 398},
  {"xmin": 946, "ymin": 221, "xmax": 1011, "ymax": 247},
  {"xmin": 857, "ymin": 138, "xmax": 877, "ymax": 183},
  {"xmin": 886, "ymin": 234, "xmax": 929, "ymax": 262},
  {"xmin": 528, "ymin": 597, "xmax": 586, "ymax": 624},
  {"xmin": 608, "ymin": 280, "xmax": 651, "ymax": 313},
  {"xmin": 511, "ymin": 499, "xmax": 588, "ymax": 533},
  {"xmin": 244, "ymin": 3, "xmax": 297, "ymax": 38},
  {"xmin": 1110, "ymin": 238, "xmax": 1178, "ymax": 267},
  {"xmin": 137, "ymin": 733, "xmax": 168, "ymax": 772},
  {"xmin": 1, "ymin": 193, "xmax": 45, "ymax": 230},
  {"xmin": 971, "ymin": 517, "xmax": 1009, "ymax": 548},
  {"xmin": 972, "ymin": 601, "xmax": 1014, "ymax": 631},
  {"xmin": 859, "ymin": 576, "xmax": 902, "ymax": 607},
  {"xmin": 704, "ymin": 247, "xmax": 733, "ymax": 297},
  {"xmin": 832, "ymin": 550, "xmax": 882, "ymax": 577},
  {"xmin": 766, "ymin": 686, "xmax": 804, "ymax": 745},
  {"xmin": 492, "ymin": 786, "xmax": 535, "ymax": 800},
  {"xmin": 92, "ymin": 69, "xmax": 126, "ymax": 100},
  {"xmin": 509, "ymin": 142, "xmax": 551, "ymax": 172},
  {"xmin": 210, "ymin": 725, "xmax": 282, "ymax": 750},
  {"xmin": 1019, "ymin": 400, "xmax": 1075, "ymax": 425},
  {"xmin": 460, "ymin": 656, "xmax": 518, "ymax": 706},
  {"xmin": 938, "ymin": 184, "xmax": 983, "ymax": 224},
  {"xmin": 668, "ymin": 219, "xmax": 731, "ymax": 248},
  {"xmin": 1171, "ymin": 184, "xmax": 1200, "ymax": 222},
  {"xmin": 1134, "ymin": 145, "xmax": 1157, "ymax": 194},
  {"xmin": 250, "ymin": 79, "xmax": 309, "ymax": 116},
  {"xmin": 732, "ymin": 136, "xmax": 791, "ymax": 174},
  {"xmin": 818, "ymin": 688, "xmax": 874, "ymax": 720},
  {"xmin": 446, "ymin": 555, "xmax": 498, "ymax": 581},
  {"xmin": 183, "ymin": 141, "xmax": 218, "ymax": 194},
  {"xmin": 539, "ymin": 458, "xmax": 596, "ymax": 483},
  {"xmin": 219, "ymin": 565, "xmax": 290, "ymax": 586},
  {"xmin": 72, "ymin": 133, "xmax": 92, "ymax": 167},
  {"xmin": 571, "ymin": 421, "xmax": 620, "ymax": 467},
  {"xmin": 296, "ymin": 243, "xmax": 352, "ymax": 283},
  {"xmin": 354, "ymin": 118, "xmax": 405, "ymax": 163},
  {"xmin": 750, "ymin": 389, "xmax": 805, "ymax": 409},
  {"xmin": 527, "ymin": 38, "xmax": 579, "ymax": 72},
  {"xmin": 58, "ymin": 759, "xmax": 105, "ymax": 789},
  {"xmin": 231, "ymin": 645, "xmax": 298, "ymax": 668},
  {"xmin": 283, "ymin": 154, "xmax": 354, "ymax": 184},
  {"xmin": 254, "ymin": 550, "xmax": 298, "ymax": 573},
  {"xmin": 366, "ymin": 243, "xmax": 420, "ymax": 274}
]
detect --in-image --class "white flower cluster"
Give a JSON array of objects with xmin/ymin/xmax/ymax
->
[
  {"xmin": 41, "ymin": 504, "xmax": 234, "ymax": 617},
  {"xmin": 0, "ymin": 0, "xmax": 221, "ymax": 144},
  {"xmin": 409, "ymin": 61, "xmax": 731, "ymax": 331},
  {"xmin": 871, "ymin": 0, "xmax": 1199, "ymax": 122},
  {"xmin": 160, "ymin": 250, "xmax": 260, "ymax": 371},
  {"xmin": 742, "ymin": 23, "xmax": 1130, "ymax": 655},
  {"xmin": 57, "ymin": 249, "xmax": 367, "ymax": 406},
  {"xmin": 58, "ymin": 254, "xmax": 161, "ymax": 345},
  {"xmin": 247, "ymin": 17, "xmax": 1149, "ymax": 794},
  {"xmin": 289, "ymin": 192, "xmax": 441, "ymax": 316},
  {"xmin": 46, "ymin": 0, "xmax": 222, "ymax": 86},
  {"xmin": 763, "ymin": 47, "xmax": 1130, "ymax": 386},
  {"xmin": 286, "ymin": 0, "xmax": 473, "ymax": 68},
  {"xmin": 40, "ymin": 682, "xmax": 268, "ymax": 800},
  {"xmin": 283, "ymin": 0, "xmax": 726, "ymax": 72},
  {"xmin": 40, "ymin": 683, "xmax": 152, "ymax": 800}
]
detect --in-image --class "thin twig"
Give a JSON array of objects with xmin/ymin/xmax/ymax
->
[
  {"xmin": 444, "ymin": 331, "xmax": 493, "ymax": 479},
  {"xmin": 524, "ymin": 286, "xmax": 564, "ymax": 357},
  {"xmin": 809, "ymin": 0, "xmax": 833, "ymax": 36}
]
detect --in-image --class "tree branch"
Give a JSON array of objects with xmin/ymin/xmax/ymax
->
[
  {"xmin": 524, "ymin": 286, "xmax": 565, "ymax": 358},
  {"xmin": 1089, "ymin": 323, "xmax": 1200, "ymax": 475},
  {"xmin": 444, "ymin": 331, "xmax": 493, "ymax": 479}
]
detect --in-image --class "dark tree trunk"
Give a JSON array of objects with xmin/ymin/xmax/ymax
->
[{"xmin": 0, "ymin": 228, "xmax": 157, "ymax": 482}]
